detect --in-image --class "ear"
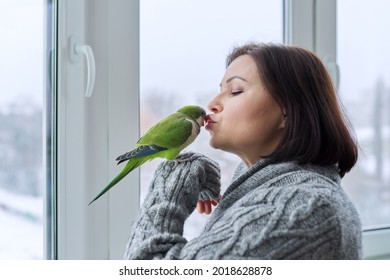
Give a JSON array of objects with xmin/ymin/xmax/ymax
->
[{"xmin": 278, "ymin": 109, "xmax": 287, "ymax": 129}]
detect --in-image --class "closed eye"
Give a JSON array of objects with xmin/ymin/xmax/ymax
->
[{"xmin": 231, "ymin": 90, "xmax": 243, "ymax": 96}]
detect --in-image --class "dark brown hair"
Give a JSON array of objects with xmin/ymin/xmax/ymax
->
[{"xmin": 227, "ymin": 43, "xmax": 358, "ymax": 177}]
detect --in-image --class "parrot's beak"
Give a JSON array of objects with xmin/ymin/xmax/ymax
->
[
  {"xmin": 196, "ymin": 115, "xmax": 206, "ymax": 129},
  {"xmin": 204, "ymin": 115, "xmax": 210, "ymax": 126},
  {"xmin": 205, "ymin": 115, "xmax": 216, "ymax": 127}
]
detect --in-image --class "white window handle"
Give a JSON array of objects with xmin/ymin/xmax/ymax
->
[{"xmin": 69, "ymin": 35, "xmax": 96, "ymax": 98}]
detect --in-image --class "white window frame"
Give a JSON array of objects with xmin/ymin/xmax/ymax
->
[
  {"xmin": 284, "ymin": 0, "xmax": 390, "ymax": 260},
  {"xmin": 51, "ymin": 0, "xmax": 140, "ymax": 259}
]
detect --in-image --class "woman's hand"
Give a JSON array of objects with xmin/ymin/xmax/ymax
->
[
  {"xmin": 151, "ymin": 152, "xmax": 221, "ymax": 213},
  {"xmin": 197, "ymin": 195, "xmax": 220, "ymax": 215}
]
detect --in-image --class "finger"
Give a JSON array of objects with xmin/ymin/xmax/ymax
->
[
  {"xmin": 204, "ymin": 200, "xmax": 212, "ymax": 215},
  {"xmin": 211, "ymin": 199, "xmax": 218, "ymax": 206},
  {"xmin": 197, "ymin": 201, "xmax": 205, "ymax": 214}
]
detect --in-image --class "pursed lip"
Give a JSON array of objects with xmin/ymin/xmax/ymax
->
[{"xmin": 205, "ymin": 115, "xmax": 217, "ymax": 129}]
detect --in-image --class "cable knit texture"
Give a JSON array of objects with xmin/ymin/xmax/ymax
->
[{"xmin": 124, "ymin": 152, "xmax": 362, "ymax": 260}]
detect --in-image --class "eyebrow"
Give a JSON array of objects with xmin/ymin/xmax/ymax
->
[{"xmin": 219, "ymin": 75, "xmax": 248, "ymax": 87}]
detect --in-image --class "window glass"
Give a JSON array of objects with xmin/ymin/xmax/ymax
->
[
  {"xmin": 0, "ymin": 1, "xmax": 43, "ymax": 259},
  {"xmin": 338, "ymin": 0, "xmax": 390, "ymax": 228},
  {"xmin": 140, "ymin": 0, "xmax": 283, "ymax": 239}
]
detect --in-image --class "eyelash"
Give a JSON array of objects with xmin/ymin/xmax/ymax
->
[{"xmin": 231, "ymin": 90, "xmax": 243, "ymax": 96}]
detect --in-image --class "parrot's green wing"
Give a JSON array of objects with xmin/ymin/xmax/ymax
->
[
  {"xmin": 137, "ymin": 112, "xmax": 193, "ymax": 148},
  {"xmin": 115, "ymin": 112, "xmax": 194, "ymax": 164}
]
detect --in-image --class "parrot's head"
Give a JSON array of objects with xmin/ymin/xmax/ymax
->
[{"xmin": 178, "ymin": 105, "xmax": 207, "ymax": 128}]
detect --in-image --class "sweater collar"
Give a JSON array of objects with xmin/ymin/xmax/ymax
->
[
  {"xmin": 204, "ymin": 159, "xmax": 341, "ymax": 231},
  {"xmin": 229, "ymin": 159, "xmax": 341, "ymax": 194}
]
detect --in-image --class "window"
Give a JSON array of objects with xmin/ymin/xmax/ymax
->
[
  {"xmin": 0, "ymin": 0, "xmax": 44, "ymax": 259},
  {"xmin": 337, "ymin": 0, "xmax": 390, "ymax": 259},
  {"xmin": 337, "ymin": 0, "xmax": 390, "ymax": 229},
  {"xmin": 140, "ymin": 0, "xmax": 283, "ymax": 239},
  {"xmin": 52, "ymin": 0, "xmax": 140, "ymax": 259}
]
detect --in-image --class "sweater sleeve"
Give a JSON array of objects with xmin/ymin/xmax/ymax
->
[{"xmin": 123, "ymin": 152, "xmax": 220, "ymax": 260}]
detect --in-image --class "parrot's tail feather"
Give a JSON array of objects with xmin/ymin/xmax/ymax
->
[
  {"xmin": 88, "ymin": 158, "xmax": 147, "ymax": 205},
  {"xmin": 116, "ymin": 144, "xmax": 167, "ymax": 165}
]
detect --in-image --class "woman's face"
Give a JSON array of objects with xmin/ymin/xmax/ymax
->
[{"xmin": 206, "ymin": 55, "xmax": 285, "ymax": 166}]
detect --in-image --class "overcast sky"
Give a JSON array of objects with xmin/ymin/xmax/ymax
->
[
  {"xmin": 0, "ymin": 0, "xmax": 43, "ymax": 110},
  {"xmin": 337, "ymin": 0, "xmax": 390, "ymax": 101},
  {"xmin": 140, "ymin": 0, "xmax": 282, "ymax": 101}
]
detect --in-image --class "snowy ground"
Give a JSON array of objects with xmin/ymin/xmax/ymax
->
[{"xmin": 0, "ymin": 188, "xmax": 43, "ymax": 259}]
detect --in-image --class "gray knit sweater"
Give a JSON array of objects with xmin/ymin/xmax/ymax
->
[{"xmin": 124, "ymin": 152, "xmax": 362, "ymax": 259}]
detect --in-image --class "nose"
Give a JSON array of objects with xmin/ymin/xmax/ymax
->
[{"xmin": 208, "ymin": 94, "xmax": 223, "ymax": 113}]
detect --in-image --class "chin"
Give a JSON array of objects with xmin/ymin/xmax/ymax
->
[
  {"xmin": 208, "ymin": 139, "xmax": 218, "ymax": 149},
  {"xmin": 209, "ymin": 137, "xmax": 230, "ymax": 152},
  {"xmin": 208, "ymin": 135, "xmax": 221, "ymax": 149}
]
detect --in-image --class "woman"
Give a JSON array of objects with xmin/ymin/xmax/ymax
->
[{"xmin": 124, "ymin": 43, "xmax": 362, "ymax": 259}]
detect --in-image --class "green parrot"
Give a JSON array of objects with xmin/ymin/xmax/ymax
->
[{"xmin": 89, "ymin": 105, "xmax": 207, "ymax": 205}]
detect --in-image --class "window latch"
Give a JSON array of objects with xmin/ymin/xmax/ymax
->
[{"xmin": 69, "ymin": 35, "xmax": 96, "ymax": 98}]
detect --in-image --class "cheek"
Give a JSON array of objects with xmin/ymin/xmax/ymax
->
[
  {"xmin": 253, "ymin": 111, "xmax": 284, "ymax": 145},
  {"xmin": 237, "ymin": 104, "xmax": 282, "ymax": 140},
  {"xmin": 208, "ymin": 115, "xmax": 252, "ymax": 149},
  {"xmin": 207, "ymin": 97, "xmax": 282, "ymax": 149},
  {"xmin": 207, "ymin": 121, "xmax": 236, "ymax": 150}
]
